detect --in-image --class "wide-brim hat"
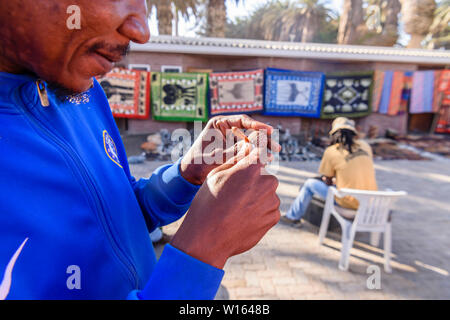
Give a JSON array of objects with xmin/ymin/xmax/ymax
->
[{"xmin": 329, "ymin": 117, "xmax": 357, "ymax": 136}]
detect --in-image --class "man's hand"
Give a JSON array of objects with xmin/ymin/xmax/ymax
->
[
  {"xmin": 171, "ymin": 148, "xmax": 281, "ymax": 269},
  {"xmin": 180, "ymin": 115, "xmax": 281, "ymax": 185}
]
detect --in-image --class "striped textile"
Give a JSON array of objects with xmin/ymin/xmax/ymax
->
[
  {"xmin": 399, "ymin": 72, "xmax": 414, "ymax": 114},
  {"xmin": 410, "ymin": 71, "xmax": 435, "ymax": 114},
  {"xmin": 438, "ymin": 70, "xmax": 450, "ymax": 106},
  {"xmin": 371, "ymin": 71, "xmax": 385, "ymax": 113},
  {"xmin": 432, "ymin": 71, "xmax": 443, "ymax": 113},
  {"xmin": 378, "ymin": 71, "xmax": 405, "ymax": 116}
]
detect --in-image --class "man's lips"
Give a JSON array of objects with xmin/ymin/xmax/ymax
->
[
  {"xmin": 89, "ymin": 51, "xmax": 123, "ymax": 74},
  {"xmin": 95, "ymin": 50, "xmax": 123, "ymax": 63}
]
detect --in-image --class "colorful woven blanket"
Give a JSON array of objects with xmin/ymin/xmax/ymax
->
[
  {"xmin": 321, "ymin": 72, "xmax": 374, "ymax": 119},
  {"xmin": 98, "ymin": 68, "xmax": 150, "ymax": 119},
  {"xmin": 375, "ymin": 71, "xmax": 406, "ymax": 116},
  {"xmin": 410, "ymin": 71, "xmax": 440, "ymax": 114},
  {"xmin": 209, "ymin": 69, "xmax": 264, "ymax": 116},
  {"xmin": 264, "ymin": 68, "xmax": 325, "ymax": 118},
  {"xmin": 151, "ymin": 72, "xmax": 209, "ymax": 122},
  {"xmin": 438, "ymin": 70, "xmax": 450, "ymax": 106}
]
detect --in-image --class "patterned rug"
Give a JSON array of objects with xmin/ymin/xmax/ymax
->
[
  {"xmin": 264, "ymin": 68, "xmax": 325, "ymax": 118},
  {"xmin": 209, "ymin": 69, "xmax": 264, "ymax": 116},
  {"xmin": 98, "ymin": 68, "xmax": 150, "ymax": 119},
  {"xmin": 377, "ymin": 71, "xmax": 405, "ymax": 116},
  {"xmin": 151, "ymin": 72, "xmax": 209, "ymax": 122},
  {"xmin": 410, "ymin": 71, "xmax": 437, "ymax": 114},
  {"xmin": 438, "ymin": 70, "xmax": 450, "ymax": 106},
  {"xmin": 321, "ymin": 72, "xmax": 374, "ymax": 119}
]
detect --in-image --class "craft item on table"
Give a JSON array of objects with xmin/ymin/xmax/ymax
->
[
  {"xmin": 410, "ymin": 71, "xmax": 436, "ymax": 114},
  {"xmin": 151, "ymin": 72, "xmax": 209, "ymax": 122},
  {"xmin": 210, "ymin": 69, "xmax": 264, "ymax": 116},
  {"xmin": 378, "ymin": 71, "xmax": 405, "ymax": 116},
  {"xmin": 264, "ymin": 68, "xmax": 325, "ymax": 118},
  {"xmin": 97, "ymin": 68, "xmax": 150, "ymax": 119},
  {"xmin": 321, "ymin": 72, "xmax": 374, "ymax": 119}
]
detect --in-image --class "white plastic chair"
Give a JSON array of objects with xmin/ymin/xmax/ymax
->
[{"xmin": 318, "ymin": 187, "xmax": 407, "ymax": 273}]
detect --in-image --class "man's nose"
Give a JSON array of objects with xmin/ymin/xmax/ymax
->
[{"xmin": 118, "ymin": 9, "xmax": 150, "ymax": 44}]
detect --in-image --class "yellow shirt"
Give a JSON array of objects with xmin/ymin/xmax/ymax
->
[{"xmin": 319, "ymin": 140, "xmax": 378, "ymax": 210}]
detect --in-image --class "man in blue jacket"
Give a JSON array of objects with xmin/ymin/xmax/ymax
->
[{"xmin": 0, "ymin": 0, "xmax": 281, "ymax": 299}]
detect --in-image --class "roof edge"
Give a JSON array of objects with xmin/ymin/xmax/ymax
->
[{"xmin": 130, "ymin": 36, "xmax": 450, "ymax": 65}]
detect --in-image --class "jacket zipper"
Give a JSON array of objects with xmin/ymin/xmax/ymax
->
[{"xmin": 17, "ymin": 83, "xmax": 140, "ymax": 289}]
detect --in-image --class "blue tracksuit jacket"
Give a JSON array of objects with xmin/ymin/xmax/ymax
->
[{"xmin": 0, "ymin": 72, "xmax": 224, "ymax": 300}]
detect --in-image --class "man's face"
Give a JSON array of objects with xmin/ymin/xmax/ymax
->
[{"xmin": 0, "ymin": 0, "xmax": 150, "ymax": 93}]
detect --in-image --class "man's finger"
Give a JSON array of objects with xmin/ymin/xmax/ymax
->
[
  {"xmin": 212, "ymin": 115, "xmax": 274, "ymax": 136},
  {"xmin": 207, "ymin": 143, "xmax": 252, "ymax": 178}
]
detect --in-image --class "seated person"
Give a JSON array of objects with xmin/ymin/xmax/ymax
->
[{"xmin": 280, "ymin": 117, "xmax": 378, "ymax": 227}]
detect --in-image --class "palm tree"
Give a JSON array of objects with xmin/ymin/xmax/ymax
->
[
  {"xmin": 147, "ymin": 0, "xmax": 200, "ymax": 35},
  {"xmin": 400, "ymin": 0, "xmax": 437, "ymax": 48},
  {"xmin": 359, "ymin": 0, "xmax": 402, "ymax": 46},
  {"xmin": 206, "ymin": 0, "xmax": 242, "ymax": 38},
  {"xmin": 338, "ymin": 0, "xmax": 365, "ymax": 44},
  {"xmin": 226, "ymin": 0, "xmax": 336, "ymax": 43},
  {"xmin": 427, "ymin": 0, "xmax": 450, "ymax": 49}
]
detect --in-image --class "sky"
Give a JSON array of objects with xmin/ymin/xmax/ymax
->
[
  {"xmin": 150, "ymin": 0, "xmax": 344, "ymax": 37},
  {"xmin": 148, "ymin": 0, "xmax": 410, "ymax": 46}
]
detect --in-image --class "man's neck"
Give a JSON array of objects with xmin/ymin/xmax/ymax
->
[{"xmin": 0, "ymin": 54, "xmax": 28, "ymax": 75}]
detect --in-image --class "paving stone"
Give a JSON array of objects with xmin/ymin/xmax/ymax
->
[{"xmin": 132, "ymin": 159, "xmax": 450, "ymax": 300}]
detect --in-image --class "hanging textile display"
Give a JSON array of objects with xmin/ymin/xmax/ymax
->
[
  {"xmin": 151, "ymin": 72, "xmax": 209, "ymax": 122},
  {"xmin": 438, "ymin": 70, "xmax": 450, "ymax": 106},
  {"xmin": 431, "ymin": 71, "xmax": 444, "ymax": 113},
  {"xmin": 371, "ymin": 70, "xmax": 385, "ymax": 113},
  {"xmin": 321, "ymin": 72, "xmax": 374, "ymax": 119},
  {"xmin": 264, "ymin": 68, "xmax": 325, "ymax": 118},
  {"xmin": 97, "ymin": 68, "xmax": 150, "ymax": 119},
  {"xmin": 377, "ymin": 71, "xmax": 405, "ymax": 116},
  {"xmin": 209, "ymin": 69, "xmax": 264, "ymax": 116},
  {"xmin": 435, "ymin": 106, "xmax": 450, "ymax": 134},
  {"xmin": 410, "ymin": 71, "xmax": 436, "ymax": 114},
  {"xmin": 399, "ymin": 71, "xmax": 414, "ymax": 115}
]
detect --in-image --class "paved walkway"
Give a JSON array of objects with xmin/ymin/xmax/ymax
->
[{"xmin": 130, "ymin": 159, "xmax": 450, "ymax": 300}]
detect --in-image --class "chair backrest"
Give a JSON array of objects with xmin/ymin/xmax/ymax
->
[{"xmin": 339, "ymin": 189, "xmax": 407, "ymax": 231}]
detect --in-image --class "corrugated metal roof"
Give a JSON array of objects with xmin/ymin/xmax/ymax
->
[{"xmin": 130, "ymin": 36, "xmax": 450, "ymax": 65}]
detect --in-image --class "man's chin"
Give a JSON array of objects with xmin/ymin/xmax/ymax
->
[{"xmin": 46, "ymin": 77, "xmax": 94, "ymax": 100}]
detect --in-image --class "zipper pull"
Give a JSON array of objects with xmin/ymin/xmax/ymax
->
[{"xmin": 36, "ymin": 80, "xmax": 50, "ymax": 107}]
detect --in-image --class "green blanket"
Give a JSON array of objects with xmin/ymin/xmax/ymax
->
[{"xmin": 151, "ymin": 72, "xmax": 209, "ymax": 122}]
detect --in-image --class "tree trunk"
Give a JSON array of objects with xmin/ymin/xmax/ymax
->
[
  {"xmin": 401, "ymin": 0, "xmax": 437, "ymax": 48},
  {"xmin": 408, "ymin": 34, "xmax": 424, "ymax": 48},
  {"xmin": 338, "ymin": 0, "xmax": 365, "ymax": 44},
  {"xmin": 157, "ymin": 2, "xmax": 173, "ymax": 35},
  {"xmin": 207, "ymin": 0, "xmax": 227, "ymax": 38},
  {"xmin": 301, "ymin": 10, "xmax": 317, "ymax": 43},
  {"xmin": 382, "ymin": 0, "xmax": 401, "ymax": 45}
]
